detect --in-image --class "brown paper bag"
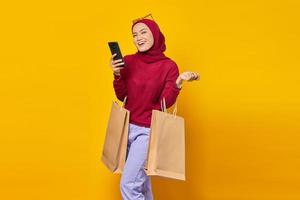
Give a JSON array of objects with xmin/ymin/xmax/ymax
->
[
  {"xmin": 101, "ymin": 97, "xmax": 130, "ymax": 173},
  {"xmin": 145, "ymin": 98, "xmax": 186, "ymax": 181}
]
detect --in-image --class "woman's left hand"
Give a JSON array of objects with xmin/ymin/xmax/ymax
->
[{"xmin": 176, "ymin": 71, "xmax": 200, "ymax": 88}]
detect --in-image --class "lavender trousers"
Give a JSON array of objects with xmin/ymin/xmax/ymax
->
[{"xmin": 120, "ymin": 123, "xmax": 153, "ymax": 200}]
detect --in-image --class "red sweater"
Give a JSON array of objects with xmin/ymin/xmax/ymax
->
[{"xmin": 113, "ymin": 54, "xmax": 181, "ymax": 128}]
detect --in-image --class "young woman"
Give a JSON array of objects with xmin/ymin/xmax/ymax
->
[{"xmin": 109, "ymin": 17, "xmax": 199, "ymax": 200}]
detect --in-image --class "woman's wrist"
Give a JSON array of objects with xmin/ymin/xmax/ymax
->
[
  {"xmin": 113, "ymin": 71, "xmax": 121, "ymax": 76},
  {"xmin": 113, "ymin": 72, "xmax": 121, "ymax": 80},
  {"xmin": 176, "ymin": 77, "xmax": 183, "ymax": 89}
]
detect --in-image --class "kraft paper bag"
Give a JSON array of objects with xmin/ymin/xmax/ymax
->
[
  {"xmin": 101, "ymin": 97, "xmax": 130, "ymax": 173},
  {"xmin": 145, "ymin": 98, "xmax": 186, "ymax": 181}
]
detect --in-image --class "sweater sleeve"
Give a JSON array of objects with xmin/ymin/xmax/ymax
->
[
  {"xmin": 153, "ymin": 63, "xmax": 182, "ymax": 110},
  {"xmin": 112, "ymin": 55, "xmax": 129, "ymax": 102}
]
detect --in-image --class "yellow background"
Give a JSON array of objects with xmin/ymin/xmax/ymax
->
[{"xmin": 1, "ymin": 0, "xmax": 300, "ymax": 199}]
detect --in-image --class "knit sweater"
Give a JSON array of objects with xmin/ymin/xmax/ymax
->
[{"xmin": 113, "ymin": 54, "xmax": 181, "ymax": 128}]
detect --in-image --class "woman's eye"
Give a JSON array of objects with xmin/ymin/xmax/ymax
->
[{"xmin": 141, "ymin": 31, "xmax": 146, "ymax": 34}]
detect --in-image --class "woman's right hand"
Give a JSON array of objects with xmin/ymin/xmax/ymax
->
[{"xmin": 110, "ymin": 53, "xmax": 125, "ymax": 76}]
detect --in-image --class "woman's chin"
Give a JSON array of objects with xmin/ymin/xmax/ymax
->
[
  {"xmin": 139, "ymin": 49, "xmax": 148, "ymax": 53},
  {"xmin": 138, "ymin": 47, "xmax": 150, "ymax": 53}
]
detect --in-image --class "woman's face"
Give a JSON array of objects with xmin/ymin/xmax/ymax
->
[{"xmin": 132, "ymin": 23, "xmax": 154, "ymax": 52}]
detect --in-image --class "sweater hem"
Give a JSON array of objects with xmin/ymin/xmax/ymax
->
[{"xmin": 129, "ymin": 119, "xmax": 151, "ymax": 128}]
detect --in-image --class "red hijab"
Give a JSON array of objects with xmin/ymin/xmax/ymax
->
[{"xmin": 131, "ymin": 19, "xmax": 170, "ymax": 63}]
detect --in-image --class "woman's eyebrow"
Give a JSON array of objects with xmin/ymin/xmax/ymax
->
[{"xmin": 132, "ymin": 28, "xmax": 147, "ymax": 34}]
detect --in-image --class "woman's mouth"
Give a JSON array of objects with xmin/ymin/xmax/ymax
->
[{"xmin": 138, "ymin": 42, "xmax": 146, "ymax": 47}]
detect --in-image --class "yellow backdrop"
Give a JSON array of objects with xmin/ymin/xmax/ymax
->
[{"xmin": 1, "ymin": 0, "xmax": 299, "ymax": 199}]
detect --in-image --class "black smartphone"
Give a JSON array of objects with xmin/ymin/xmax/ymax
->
[{"xmin": 108, "ymin": 41, "xmax": 124, "ymax": 67}]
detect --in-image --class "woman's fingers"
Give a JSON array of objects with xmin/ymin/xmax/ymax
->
[
  {"xmin": 110, "ymin": 58, "xmax": 124, "ymax": 70},
  {"xmin": 110, "ymin": 53, "xmax": 117, "ymax": 62},
  {"xmin": 109, "ymin": 54, "xmax": 124, "ymax": 76},
  {"xmin": 111, "ymin": 59, "xmax": 123, "ymax": 65},
  {"xmin": 113, "ymin": 66, "xmax": 124, "ymax": 72},
  {"xmin": 180, "ymin": 71, "xmax": 200, "ymax": 81},
  {"xmin": 191, "ymin": 72, "xmax": 197, "ymax": 80},
  {"xmin": 113, "ymin": 58, "xmax": 123, "ymax": 63},
  {"xmin": 189, "ymin": 72, "xmax": 199, "ymax": 81},
  {"xmin": 113, "ymin": 62, "xmax": 125, "ymax": 67}
]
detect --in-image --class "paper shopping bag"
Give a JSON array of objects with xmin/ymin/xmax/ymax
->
[
  {"xmin": 145, "ymin": 98, "xmax": 186, "ymax": 181},
  {"xmin": 101, "ymin": 97, "xmax": 130, "ymax": 173}
]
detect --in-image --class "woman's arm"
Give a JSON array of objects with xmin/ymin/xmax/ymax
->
[
  {"xmin": 153, "ymin": 64, "xmax": 181, "ymax": 110},
  {"xmin": 110, "ymin": 54, "xmax": 128, "ymax": 101},
  {"xmin": 153, "ymin": 69, "xmax": 200, "ymax": 111},
  {"xmin": 113, "ymin": 73, "xmax": 127, "ymax": 102}
]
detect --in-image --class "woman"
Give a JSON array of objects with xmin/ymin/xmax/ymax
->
[{"xmin": 109, "ymin": 18, "xmax": 199, "ymax": 200}]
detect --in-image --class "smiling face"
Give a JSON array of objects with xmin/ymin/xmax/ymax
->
[{"xmin": 132, "ymin": 22, "xmax": 154, "ymax": 52}]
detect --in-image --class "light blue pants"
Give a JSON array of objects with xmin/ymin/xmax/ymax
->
[{"xmin": 120, "ymin": 123, "xmax": 153, "ymax": 200}]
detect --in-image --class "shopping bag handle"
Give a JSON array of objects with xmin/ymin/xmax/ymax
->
[
  {"xmin": 122, "ymin": 96, "xmax": 127, "ymax": 108},
  {"xmin": 160, "ymin": 97, "xmax": 178, "ymax": 116},
  {"xmin": 160, "ymin": 97, "xmax": 166, "ymax": 112},
  {"xmin": 173, "ymin": 100, "xmax": 177, "ymax": 116}
]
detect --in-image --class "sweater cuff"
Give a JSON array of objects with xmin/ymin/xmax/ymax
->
[{"xmin": 113, "ymin": 73, "xmax": 122, "ymax": 81}]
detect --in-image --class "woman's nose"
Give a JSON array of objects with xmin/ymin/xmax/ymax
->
[{"xmin": 136, "ymin": 35, "xmax": 143, "ymax": 41}]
